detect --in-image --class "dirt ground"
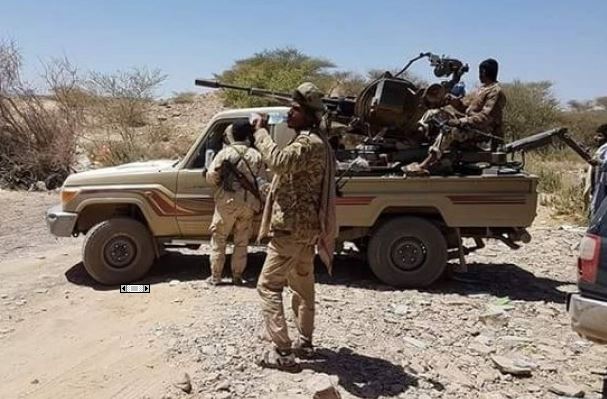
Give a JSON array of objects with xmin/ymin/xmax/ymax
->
[{"xmin": 1, "ymin": 190, "xmax": 606, "ymax": 399}]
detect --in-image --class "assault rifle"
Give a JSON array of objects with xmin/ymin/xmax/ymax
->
[{"xmin": 218, "ymin": 159, "xmax": 263, "ymax": 203}]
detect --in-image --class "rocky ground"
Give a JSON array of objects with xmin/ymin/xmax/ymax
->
[{"xmin": 0, "ymin": 190, "xmax": 606, "ymax": 398}]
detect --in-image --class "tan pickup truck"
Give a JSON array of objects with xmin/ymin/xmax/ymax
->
[{"xmin": 47, "ymin": 106, "xmax": 537, "ymax": 287}]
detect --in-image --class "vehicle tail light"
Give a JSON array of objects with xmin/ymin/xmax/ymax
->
[{"xmin": 578, "ymin": 234, "xmax": 600, "ymax": 284}]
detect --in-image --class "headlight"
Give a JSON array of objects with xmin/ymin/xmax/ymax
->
[{"xmin": 60, "ymin": 188, "xmax": 80, "ymax": 205}]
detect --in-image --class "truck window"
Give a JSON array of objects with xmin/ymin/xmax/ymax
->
[{"xmin": 188, "ymin": 119, "xmax": 241, "ymax": 169}]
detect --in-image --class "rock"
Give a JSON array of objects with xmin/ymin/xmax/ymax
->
[
  {"xmin": 390, "ymin": 304, "xmax": 409, "ymax": 315},
  {"xmin": 497, "ymin": 336, "xmax": 532, "ymax": 346},
  {"xmin": 157, "ymin": 115, "xmax": 168, "ymax": 121},
  {"xmin": 305, "ymin": 374, "xmax": 341, "ymax": 399},
  {"xmin": 590, "ymin": 368, "xmax": 607, "ymax": 376},
  {"xmin": 159, "ymin": 100, "xmax": 169, "ymax": 107},
  {"xmin": 168, "ymin": 280, "xmax": 180, "ymax": 287},
  {"xmin": 31, "ymin": 379, "xmax": 39, "ymax": 384},
  {"xmin": 479, "ymin": 309, "xmax": 509, "ymax": 327},
  {"xmin": 171, "ymin": 112, "xmax": 182, "ymax": 117},
  {"xmin": 216, "ymin": 381, "xmax": 231, "ymax": 391},
  {"xmin": 402, "ymin": 336, "xmax": 428, "ymax": 349},
  {"xmin": 173, "ymin": 372, "xmax": 192, "ymax": 393},
  {"xmin": 481, "ymin": 393, "xmax": 511, "ymax": 399},
  {"xmin": 34, "ymin": 181, "xmax": 47, "ymax": 191},
  {"xmin": 442, "ymin": 364, "xmax": 475, "ymax": 388},
  {"xmin": 548, "ymin": 383, "xmax": 585, "ymax": 398},
  {"xmin": 34, "ymin": 289, "xmax": 48, "ymax": 294},
  {"xmin": 490, "ymin": 355, "xmax": 534, "ymax": 377},
  {"xmin": 469, "ymin": 342, "xmax": 495, "ymax": 355},
  {"xmin": 0, "ymin": 294, "xmax": 8, "ymax": 299}
]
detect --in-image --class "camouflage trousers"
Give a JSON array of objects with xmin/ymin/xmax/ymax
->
[
  {"xmin": 257, "ymin": 235, "xmax": 316, "ymax": 351},
  {"xmin": 429, "ymin": 127, "xmax": 476, "ymax": 158},
  {"xmin": 209, "ymin": 200, "xmax": 255, "ymax": 279}
]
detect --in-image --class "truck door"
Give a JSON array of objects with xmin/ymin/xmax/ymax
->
[{"xmin": 175, "ymin": 119, "xmax": 238, "ymax": 237}]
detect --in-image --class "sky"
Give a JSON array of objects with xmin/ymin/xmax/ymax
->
[{"xmin": 1, "ymin": 0, "xmax": 605, "ymax": 103}]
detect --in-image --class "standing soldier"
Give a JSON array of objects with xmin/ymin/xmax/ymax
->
[
  {"xmin": 407, "ymin": 58, "xmax": 507, "ymax": 175},
  {"xmin": 584, "ymin": 123, "xmax": 607, "ymax": 216},
  {"xmin": 252, "ymin": 82, "xmax": 337, "ymax": 371},
  {"xmin": 205, "ymin": 121, "xmax": 267, "ymax": 286}
]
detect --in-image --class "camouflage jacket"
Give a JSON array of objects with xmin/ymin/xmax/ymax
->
[
  {"xmin": 253, "ymin": 128, "xmax": 327, "ymax": 240},
  {"xmin": 457, "ymin": 82, "xmax": 507, "ymax": 138},
  {"xmin": 206, "ymin": 141, "xmax": 267, "ymax": 213}
]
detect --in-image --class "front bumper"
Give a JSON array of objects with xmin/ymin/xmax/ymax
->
[
  {"xmin": 568, "ymin": 293, "xmax": 607, "ymax": 344},
  {"xmin": 46, "ymin": 205, "xmax": 78, "ymax": 237}
]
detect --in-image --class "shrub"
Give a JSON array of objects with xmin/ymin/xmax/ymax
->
[
  {"xmin": 0, "ymin": 41, "xmax": 84, "ymax": 189},
  {"xmin": 87, "ymin": 67, "xmax": 167, "ymax": 128},
  {"xmin": 171, "ymin": 91, "xmax": 197, "ymax": 104},
  {"xmin": 502, "ymin": 80, "xmax": 561, "ymax": 141}
]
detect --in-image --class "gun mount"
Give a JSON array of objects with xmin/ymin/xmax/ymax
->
[{"xmin": 196, "ymin": 52, "xmax": 591, "ymax": 177}]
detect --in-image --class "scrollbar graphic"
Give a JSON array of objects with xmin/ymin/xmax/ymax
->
[{"xmin": 120, "ymin": 284, "xmax": 150, "ymax": 293}]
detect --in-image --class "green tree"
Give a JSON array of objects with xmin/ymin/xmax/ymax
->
[
  {"xmin": 501, "ymin": 80, "xmax": 561, "ymax": 140},
  {"xmin": 214, "ymin": 47, "xmax": 335, "ymax": 107}
]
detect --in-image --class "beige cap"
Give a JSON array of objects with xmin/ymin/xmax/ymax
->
[{"xmin": 293, "ymin": 82, "xmax": 325, "ymax": 119}]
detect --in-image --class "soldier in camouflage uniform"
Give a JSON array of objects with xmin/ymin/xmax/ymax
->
[
  {"xmin": 408, "ymin": 58, "xmax": 507, "ymax": 175},
  {"xmin": 252, "ymin": 82, "xmax": 337, "ymax": 372},
  {"xmin": 206, "ymin": 121, "xmax": 267, "ymax": 286}
]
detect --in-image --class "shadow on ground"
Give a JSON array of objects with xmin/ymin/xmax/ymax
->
[
  {"xmin": 65, "ymin": 250, "xmax": 570, "ymax": 303},
  {"xmin": 302, "ymin": 347, "xmax": 422, "ymax": 398}
]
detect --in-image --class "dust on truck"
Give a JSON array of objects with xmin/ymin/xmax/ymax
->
[{"xmin": 46, "ymin": 105, "xmax": 539, "ymax": 288}]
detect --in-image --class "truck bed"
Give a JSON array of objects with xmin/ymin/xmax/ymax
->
[{"xmin": 337, "ymin": 173, "xmax": 537, "ymax": 228}]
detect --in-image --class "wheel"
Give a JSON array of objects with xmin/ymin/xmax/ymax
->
[
  {"xmin": 82, "ymin": 218, "xmax": 155, "ymax": 285},
  {"xmin": 367, "ymin": 216, "xmax": 447, "ymax": 288}
]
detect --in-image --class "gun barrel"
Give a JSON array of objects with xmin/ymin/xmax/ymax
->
[
  {"xmin": 195, "ymin": 78, "xmax": 292, "ymax": 98},
  {"xmin": 504, "ymin": 128, "xmax": 567, "ymax": 153}
]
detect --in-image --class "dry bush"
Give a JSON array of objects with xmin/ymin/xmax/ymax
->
[
  {"xmin": 87, "ymin": 67, "xmax": 166, "ymax": 128},
  {"xmin": 0, "ymin": 40, "xmax": 84, "ymax": 189},
  {"xmin": 87, "ymin": 123, "xmax": 191, "ymax": 166},
  {"xmin": 171, "ymin": 91, "xmax": 197, "ymax": 104},
  {"xmin": 85, "ymin": 67, "xmax": 167, "ymax": 164},
  {"xmin": 525, "ymin": 152, "xmax": 589, "ymax": 224}
]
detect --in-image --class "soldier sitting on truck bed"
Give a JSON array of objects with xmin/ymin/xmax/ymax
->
[{"xmin": 406, "ymin": 58, "xmax": 507, "ymax": 176}]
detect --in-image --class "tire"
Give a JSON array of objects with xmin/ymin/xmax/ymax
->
[
  {"xmin": 367, "ymin": 216, "xmax": 447, "ymax": 288},
  {"xmin": 82, "ymin": 218, "xmax": 155, "ymax": 285}
]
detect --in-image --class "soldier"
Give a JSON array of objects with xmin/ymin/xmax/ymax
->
[
  {"xmin": 407, "ymin": 58, "xmax": 507, "ymax": 175},
  {"xmin": 205, "ymin": 121, "xmax": 267, "ymax": 286},
  {"xmin": 252, "ymin": 82, "xmax": 337, "ymax": 372},
  {"xmin": 584, "ymin": 124, "xmax": 607, "ymax": 216}
]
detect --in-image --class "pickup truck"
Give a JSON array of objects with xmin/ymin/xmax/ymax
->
[
  {"xmin": 568, "ymin": 198, "xmax": 607, "ymax": 343},
  {"xmin": 46, "ymin": 106, "xmax": 538, "ymax": 287}
]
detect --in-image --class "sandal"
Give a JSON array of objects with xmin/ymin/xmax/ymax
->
[
  {"xmin": 258, "ymin": 348, "xmax": 301, "ymax": 373},
  {"xmin": 292, "ymin": 337, "xmax": 315, "ymax": 359}
]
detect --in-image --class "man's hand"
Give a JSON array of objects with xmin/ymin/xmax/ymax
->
[{"xmin": 251, "ymin": 113, "xmax": 268, "ymax": 131}]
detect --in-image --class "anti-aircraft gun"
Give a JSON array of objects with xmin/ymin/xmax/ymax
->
[
  {"xmin": 196, "ymin": 52, "xmax": 467, "ymax": 139},
  {"xmin": 196, "ymin": 52, "xmax": 474, "ymax": 170},
  {"xmin": 195, "ymin": 52, "xmax": 593, "ymax": 175}
]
